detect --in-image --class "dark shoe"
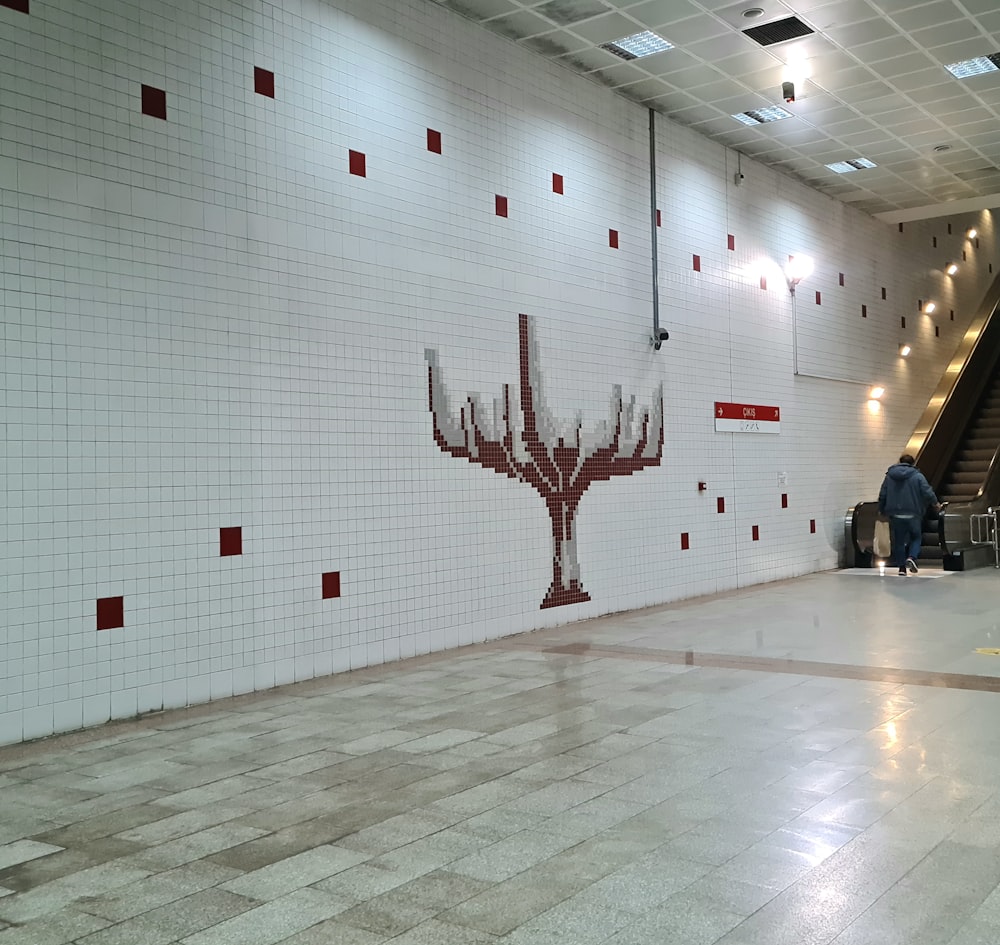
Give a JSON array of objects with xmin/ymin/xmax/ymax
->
[
  {"xmin": 906, "ymin": 557, "xmax": 918, "ymax": 573},
  {"xmin": 898, "ymin": 568, "xmax": 907, "ymax": 576}
]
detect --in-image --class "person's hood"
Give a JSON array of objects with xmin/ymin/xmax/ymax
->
[{"xmin": 887, "ymin": 463, "xmax": 918, "ymax": 482}]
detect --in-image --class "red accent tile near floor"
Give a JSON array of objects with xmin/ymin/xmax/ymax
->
[
  {"xmin": 752, "ymin": 525, "xmax": 760, "ymax": 541},
  {"xmin": 254, "ymin": 67, "xmax": 275, "ymax": 98},
  {"xmin": 495, "ymin": 195, "xmax": 508, "ymax": 217},
  {"xmin": 656, "ymin": 209, "xmax": 661, "ymax": 227},
  {"xmin": 97, "ymin": 596, "xmax": 124, "ymax": 631},
  {"xmin": 0, "ymin": 0, "xmax": 29, "ymax": 12},
  {"xmin": 781, "ymin": 493, "xmax": 788, "ymax": 509},
  {"xmin": 839, "ymin": 272, "xmax": 845, "ymax": 286},
  {"xmin": 727, "ymin": 234, "xmax": 735, "ymax": 251},
  {"xmin": 322, "ymin": 571, "xmax": 341, "ymax": 599},
  {"xmin": 680, "ymin": 533, "xmax": 689, "ymax": 550},
  {"xmin": 609, "ymin": 229, "xmax": 619, "ymax": 249},
  {"xmin": 815, "ymin": 291, "xmax": 821, "ymax": 305},
  {"xmin": 141, "ymin": 85, "xmax": 167, "ymax": 120},
  {"xmin": 552, "ymin": 173, "xmax": 563, "ymax": 194},
  {"xmin": 810, "ymin": 519, "xmax": 816, "ymax": 533},
  {"xmin": 427, "ymin": 128, "xmax": 442, "ymax": 153},
  {"xmin": 220, "ymin": 527, "xmax": 242, "ymax": 556},
  {"xmin": 693, "ymin": 254, "xmax": 700, "ymax": 272},
  {"xmin": 349, "ymin": 150, "xmax": 366, "ymax": 177},
  {"xmin": 717, "ymin": 497, "xmax": 725, "ymax": 514}
]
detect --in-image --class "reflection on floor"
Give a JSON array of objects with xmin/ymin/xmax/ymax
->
[{"xmin": 4, "ymin": 568, "xmax": 1000, "ymax": 944}]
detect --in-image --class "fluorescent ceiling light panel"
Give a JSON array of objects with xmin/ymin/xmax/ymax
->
[
  {"xmin": 945, "ymin": 54, "xmax": 1000, "ymax": 79},
  {"xmin": 825, "ymin": 158, "xmax": 878, "ymax": 173},
  {"xmin": 731, "ymin": 105, "xmax": 793, "ymax": 125},
  {"xmin": 601, "ymin": 30, "xmax": 673, "ymax": 60}
]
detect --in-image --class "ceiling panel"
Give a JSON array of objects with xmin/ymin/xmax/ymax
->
[{"xmin": 431, "ymin": 0, "xmax": 1000, "ymax": 217}]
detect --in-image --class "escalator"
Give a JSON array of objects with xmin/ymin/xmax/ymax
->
[{"xmin": 847, "ymin": 279, "xmax": 1000, "ymax": 570}]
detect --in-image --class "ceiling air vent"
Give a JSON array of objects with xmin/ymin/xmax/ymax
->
[{"xmin": 742, "ymin": 16, "xmax": 814, "ymax": 47}]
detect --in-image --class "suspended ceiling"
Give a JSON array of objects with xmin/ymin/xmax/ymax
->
[{"xmin": 428, "ymin": 0, "xmax": 1000, "ymax": 221}]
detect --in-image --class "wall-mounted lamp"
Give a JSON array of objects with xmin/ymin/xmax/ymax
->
[
  {"xmin": 968, "ymin": 228, "xmax": 978, "ymax": 239},
  {"xmin": 867, "ymin": 399, "xmax": 881, "ymax": 415},
  {"xmin": 946, "ymin": 263, "xmax": 959, "ymax": 275},
  {"xmin": 869, "ymin": 386, "xmax": 885, "ymax": 399},
  {"xmin": 785, "ymin": 254, "xmax": 814, "ymax": 295},
  {"xmin": 899, "ymin": 344, "xmax": 911, "ymax": 357},
  {"xmin": 925, "ymin": 302, "xmax": 937, "ymax": 314}
]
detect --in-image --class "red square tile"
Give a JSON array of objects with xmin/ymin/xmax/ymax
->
[
  {"xmin": 815, "ymin": 291, "xmax": 821, "ymax": 305},
  {"xmin": 349, "ymin": 150, "xmax": 366, "ymax": 177},
  {"xmin": 810, "ymin": 519, "xmax": 816, "ymax": 534},
  {"xmin": 692, "ymin": 254, "xmax": 700, "ymax": 272},
  {"xmin": 97, "ymin": 596, "xmax": 124, "ymax": 631},
  {"xmin": 680, "ymin": 533, "xmax": 689, "ymax": 550},
  {"xmin": 552, "ymin": 172, "xmax": 563, "ymax": 194},
  {"xmin": 727, "ymin": 234, "xmax": 735, "ymax": 251},
  {"xmin": 254, "ymin": 67, "xmax": 275, "ymax": 98},
  {"xmin": 656, "ymin": 209, "xmax": 661, "ymax": 227},
  {"xmin": 717, "ymin": 497, "xmax": 725, "ymax": 514},
  {"xmin": 609, "ymin": 229, "xmax": 619, "ymax": 249},
  {"xmin": 322, "ymin": 571, "xmax": 341, "ymax": 599},
  {"xmin": 141, "ymin": 84, "xmax": 166, "ymax": 120},
  {"xmin": 220, "ymin": 526, "xmax": 242, "ymax": 556},
  {"xmin": 781, "ymin": 493, "xmax": 788, "ymax": 509},
  {"xmin": 427, "ymin": 128, "xmax": 441, "ymax": 153},
  {"xmin": 495, "ymin": 194, "xmax": 507, "ymax": 217},
  {"xmin": 752, "ymin": 525, "xmax": 760, "ymax": 541},
  {"xmin": 1, "ymin": 0, "xmax": 29, "ymax": 12}
]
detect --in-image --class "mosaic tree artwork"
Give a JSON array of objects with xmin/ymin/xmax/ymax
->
[{"xmin": 426, "ymin": 314, "xmax": 664, "ymax": 609}]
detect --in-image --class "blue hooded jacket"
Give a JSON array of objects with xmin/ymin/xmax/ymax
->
[{"xmin": 878, "ymin": 462, "xmax": 938, "ymax": 518}]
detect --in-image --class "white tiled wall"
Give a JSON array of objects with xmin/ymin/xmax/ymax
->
[{"xmin": 1, "ymin": 0, "xmax": 997, "ymax": 745}]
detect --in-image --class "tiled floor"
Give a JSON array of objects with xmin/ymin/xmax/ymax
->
[{"xmin": 4, "ymin": 567, "xmax": 1000, "ymax": 944}]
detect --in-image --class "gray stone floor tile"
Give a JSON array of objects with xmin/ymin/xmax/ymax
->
[
  {"xmin": 386, "ymin": 917, "xmax": 500, "ymax": 943},
  {"xmin": 74, "ymin": 888, "xmax": 258, "ymax": 945},
  {"xmin": 179, "ymin": 887, "xmax": 346, "ymax": 945},
  {"xmin": 0, "ymin": 907, "xmax": 109, "ymax": 944},
  {"xmin": 0, "ymin": 841, "xmax": 64, "ymax": 872},
  {"xmin": 74, "ymin": 860, "xmax": 243, "ymax": 921},
  {"xmin": 220, "ymin": 844, "xmax": 370, "ymax": 900}
]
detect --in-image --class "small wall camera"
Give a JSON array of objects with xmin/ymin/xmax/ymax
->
[
  {"xmin": 782, "ymin": 80, "xmax": 795, "ymax": 103},
  {"xmin": 652, "ymin": 327, "xmax": 669, "ymax": 350}
]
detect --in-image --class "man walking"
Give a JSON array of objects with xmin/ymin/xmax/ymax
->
[{"xmin": 877, "ymin": 454, "xmax": 941, "ymax": 576}]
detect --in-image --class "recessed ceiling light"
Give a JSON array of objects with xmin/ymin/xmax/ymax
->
[
  {"xmin": 825, "ymin": 158, "xmax": 878, "ymax": 173},
  {"xmin": 933, "ymin": 144, "xmax": 952, "ymax": 153},
  {"xmin": 742, "ymin": 7, "xmax": 765, "ymax": 17},
  {"xmin": 731, "ymin": 105, "xmax": 793, "ymax": 125},
  {"xmin": 601, "ymin": 30, "xmax": 673, "ymax": 60},
  {"xmin": 945, "ymin": 54, "xmax": 1000, "ymax": 79}
]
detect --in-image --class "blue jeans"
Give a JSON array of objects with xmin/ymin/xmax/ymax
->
[{"xmin": 889, "ymin": 515, "xmax": 922, "ymax": 568}]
